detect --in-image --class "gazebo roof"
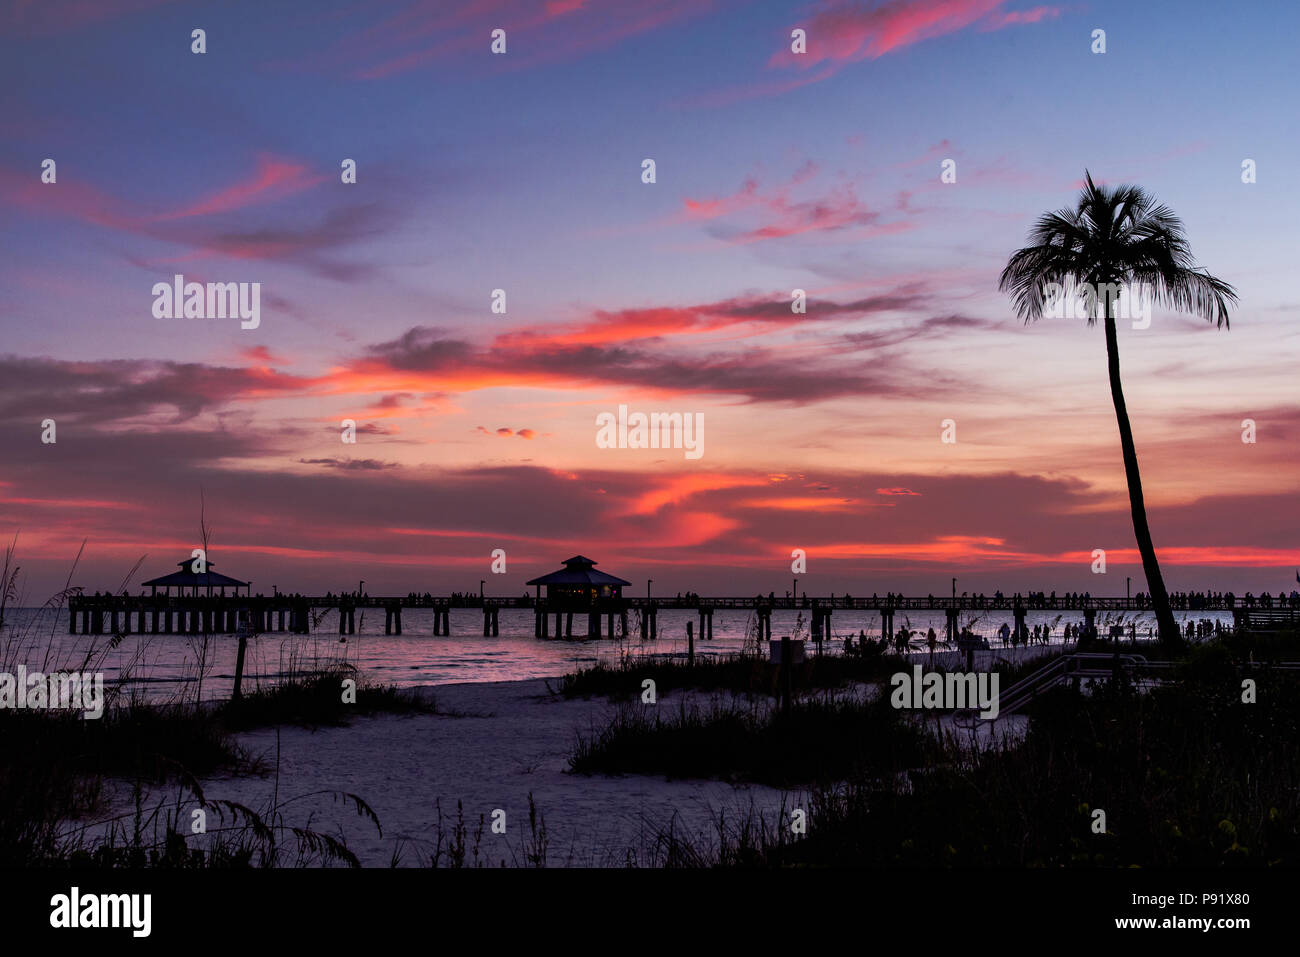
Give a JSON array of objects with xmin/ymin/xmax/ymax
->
[
  {"xmin": 526, "ymin": 555, "xmax": 631, "ymax": 587},
  {"xmin": 143, "ymin": 558, "xmax": 249, "ymax": 589}
]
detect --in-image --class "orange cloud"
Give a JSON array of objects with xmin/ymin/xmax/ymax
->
[
  {"xmin": 626, "ymin": 473, "xmax": 771, "ymax": 517},
  {"xmin": 741, "ymin": 496, "xmax": 865, "ymax": 511}
]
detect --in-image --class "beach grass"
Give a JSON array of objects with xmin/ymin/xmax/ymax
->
[
  {"xmin": 218, "ymin": 662, "xmax": 439, "ymax": 730},
  {"xmin": 570, "ymin": 690, "xmax": 942, "ymax": 787},
  {"xmin": 639, "ymin": 657, "xmax": 1300, "ymax": 867}
]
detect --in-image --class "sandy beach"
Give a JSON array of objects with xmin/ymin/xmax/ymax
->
[
  {"xmin": 158, "ymin": 668, "xmax": 1028, "ymax": 866},
  {"xmin": 189, "ymin": 677, "xmax": 800, "ymax": 866}
]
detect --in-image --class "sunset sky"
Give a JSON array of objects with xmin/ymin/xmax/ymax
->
[{"xmin": 2, "ymin": 0, "xmax": 1297, "ymax": 598}]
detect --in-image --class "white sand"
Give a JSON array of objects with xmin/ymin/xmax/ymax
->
[
  {"xmin": 76, "ymin": 663, "xmax": 1033, "ymax": 866},
  {"xmin": 192, "ymin": 678, "xmax": 801, "ymax": 867}
]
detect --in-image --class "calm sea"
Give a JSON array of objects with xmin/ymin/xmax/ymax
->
[{"xmin": 0, "ymin": 605, "xmax": 1235, "ymax": 702}]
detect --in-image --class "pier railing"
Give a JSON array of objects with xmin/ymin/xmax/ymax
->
[
  {"xmin": 65, "ymin": 593, "xmax": 1295, "ymax": 613},
  {"xmin": 62, "ymin": 591, "xmax": 1295, "ymax": 639}
]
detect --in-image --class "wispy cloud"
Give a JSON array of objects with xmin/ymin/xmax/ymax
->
[
  {"xmin": 1, "ymin": 0, "xmax": 177, "ymax": 35},
  {"xmin": 0, "ymin": 156, "xmax": 390, "ymax": 279},
  {"xmin": 680, "ymin": 163, "xmax": 915, "ymax": 244},
  {"xmin": 687, "ymin": 0, "xmax": 1063, "ymax": 106},
  {"xmin": 278, "ymin": 0, "xmax": 720, "ymax": 79}
]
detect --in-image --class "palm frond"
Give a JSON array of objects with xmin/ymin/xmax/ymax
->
[{"xmin": 1000, "ymin": 170, "xmax": 1235, "ymax": 328}]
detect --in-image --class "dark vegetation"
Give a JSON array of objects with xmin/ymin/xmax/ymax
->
[
  {"xmin": 0, "ymin": 544, "xmax": 425, "ymax": 866},
  {"xmin": 571, "ymin": 692, "xmax": 941, "ymax": 787},
  {"xmin": 628, "ymin": 631, "xmax": 1300, "ymax": 866}
]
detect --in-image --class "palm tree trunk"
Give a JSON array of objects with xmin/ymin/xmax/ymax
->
[{"xmin": 1102, "ymin": 305, "xmax": 1182, "ymax": 648}]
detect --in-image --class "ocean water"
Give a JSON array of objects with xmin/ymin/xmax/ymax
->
[{"xmin": 0, "ymin": 605, "xmax": 1235, "ymax": 702}]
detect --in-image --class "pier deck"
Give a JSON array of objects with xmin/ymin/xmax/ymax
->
[{"xmin": 63, "ymin": 591, "xmax": 1295, "ymax": 639}]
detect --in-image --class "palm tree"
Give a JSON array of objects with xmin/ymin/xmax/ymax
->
[{"xmin": 999, "ymin": 172, "xmax": 1236, "ymax": 648}]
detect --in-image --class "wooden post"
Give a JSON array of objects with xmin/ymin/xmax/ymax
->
[
  {"xmin": 232, "ymin": 632, "xmax": 248, "ymax": 701},
  {"xmin": 687, "ymin": 620, "xmax": 694, "ymax": 665},
  {"xmin": 780, "ymin": 635, "xmax": 792, "ymax": 718}
]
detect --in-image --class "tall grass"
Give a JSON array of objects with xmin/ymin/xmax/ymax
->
[
  {"xmin": 0, "ymin": 545, "xmax": 422, "ymax": 867},
  {"xmin": 555, "ymin": 644, "xmax": 903, "ymax": 701},
  {"xmin": 570, "ymin": 690, "xmax": 941, "ymax": 787},
  {"xmin": 630, "ymin": 660, "xmax": 1300, "ymax": 866}
]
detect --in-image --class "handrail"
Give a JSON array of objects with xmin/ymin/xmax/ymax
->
[{"xmin": 967, "ymin": 652, "xmax": 1156, "ymax": 719}]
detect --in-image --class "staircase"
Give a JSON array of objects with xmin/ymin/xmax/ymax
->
[{"xmin": 958, "ymin": 652, "xmax": 1164, "ymax": 721}]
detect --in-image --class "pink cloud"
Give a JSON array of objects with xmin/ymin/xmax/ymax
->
[
  {"xmin": 280, "ymin": 0, "xmax": 719, "ymax": 79},
  {"xmin": 152, "ymin": 155, "xmax": 325, "ymax": 221},
  {"xmin": 680, "ymin": 163, "xmax": 911, "ymax": 245},
  {"xmin": 1, "ymin": 0, "xmax": 177, "ymax": 35},
  {"xmin": 773, "ymin": 0, "xmax": 1062, "ymax": 70},
  {"xmin": 981, "ymin": 4, "xmax": 1062, "ymax": 28},
  {"xmin": 689, "ymin": 1, "xmax": 1063, "ymax": 106}
]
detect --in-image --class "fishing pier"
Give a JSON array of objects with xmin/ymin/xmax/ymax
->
[{"xmin": 64, "ymin": 554, "xmax": 1295, "ymax": 641}]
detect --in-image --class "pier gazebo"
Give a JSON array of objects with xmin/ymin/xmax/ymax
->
[
  {"xmin": 527, "ymin": 556, "xmax": 631, "ymax": 639},
  {"xmin": 143, "ymin": 557, "xmax": 251, "ymax": 597},
  {"xmin": 527, "ymin": 555, "xmax": 630, "ymax": 604}
]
